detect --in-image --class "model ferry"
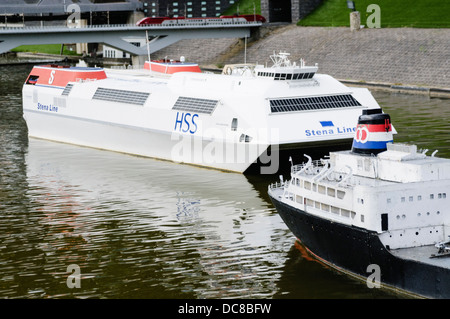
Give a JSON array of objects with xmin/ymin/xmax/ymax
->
[
  {"xmin": 22, "ymin": 52, "xmax": 386, "ymax": 173},
  {"xmin": 268, "ymin": 109, "xmax": 450, "ymax": 298}
]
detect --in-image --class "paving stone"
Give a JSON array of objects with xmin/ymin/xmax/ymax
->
[{"xmin": 151, "ymin": 25, "xmax": 450, "ymax": 88}]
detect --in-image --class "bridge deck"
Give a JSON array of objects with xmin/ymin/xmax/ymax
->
[{"xmin": 0, "ymin": 22, "xmax": 261, "ymax": 56}]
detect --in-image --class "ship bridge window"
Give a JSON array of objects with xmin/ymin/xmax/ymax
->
[
  {"xmin": 258, "ymin": 72, "xmax": 315, "ymax": 80},
  {"xmin": 93, "ymin": 87, "xmax": 149, "ymax": 105},
  {"xmin": 172, "ymin": 96, "xmax": 219, "ymax": 115},
  {"xmin": 270, "ymin": 94, "xmax": 361, "ymax": 113},
  {"xmin": 26, "ymin": 75, "xmax": 39, "ymax": 85}
]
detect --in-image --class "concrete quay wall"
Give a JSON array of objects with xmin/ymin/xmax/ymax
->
[{"xmin": 151, "ymin": 25, "xmax": 450, "ymax": 95}]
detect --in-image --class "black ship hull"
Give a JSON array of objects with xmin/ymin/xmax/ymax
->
[{"xmin": 270, "ymin": 194, "xmax": 450, "ymax": 299}]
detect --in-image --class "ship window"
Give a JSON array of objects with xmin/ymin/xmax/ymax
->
[
  {"xmin": 341, "ymin": 209, "xmax": 350, "ymax": 218},
  {"xmin": 296, "ymin": 195, "xmax": 303, "ymax": 203},
  {"xmin": 93, "ymin": 87, "xmax": 149, "ymax": 105},
  {"xmin": 269, "ymin": 94, "xmax": 361, "ymax": 113},
  {"xmin": 61, "ymin": 83, "xmax": 74, "ymax": 96},
  {"xmin": 304, "ymin": 181, "xmax": 311, "ymax": 190},
  {"xmin": 306, "ymin": 199, "xmax": 314, "ymax": 207},
  {"xmin": 401, "ymin": 197, "xmax": 405, "ymax": 202},
  {"xmin": 387, "ymin": 198, "xmax": 391, "ymax": 203},
  {"xmin": 318, "ymin": 185, "xmax": 326, "ymax": 194},
  {"xmin": 430, "ymin": 194, "xmax": 434, "ymax": 199},
  {"xmin": 361, "ymin": 215, "xmax": 365, "ymax": 223},
  {"xmin": 231, "ymin": 118, "xmax": 238, "ymax": 131},
  {"xmin": 173, "ymin": 96, "xmax": 219, "ymax": 114},
  {"xmin": 417, "ymin": 195, "xmax": 422, "ymax": 201},
  {"xmin": 321, "ymin": 203, "xmax": 329, "ymax": 212},
  {"xmin": 331, "ymin": 206, "xmax": 339, "ymax": 214},
  {"xmin": 327, "ymin": 188, "xmax": 335, "ymax": 197},
  {"xmin": 409, "ymin": 196, "xmax": 413, "ymax": 202},
  {"xmin": 337, "ymin": 190, "xmax": 345, "ymax": 199},
  {"xmin": 26, "ymin": 75, "xmax": 39, "ymax": 85},
  {"xmin": 315, "ymin": 201, "xmax": 320, "ymax": 209}
]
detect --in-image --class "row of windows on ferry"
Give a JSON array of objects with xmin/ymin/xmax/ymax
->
[
  {"xmin": 286, "ymin": 192, "xmax": 360, "ymax": 222},
  {"xmin": 292, "ymin": 177, "xmax": 346, "ymax": 199},
  {"xmin": 387, "ymin": 192, "xmax": 447, "ymax": 204},
  {"xmin": 290, "ymin": 178, "xmax": 366, "ymax": 223},
  {"xmin": 257, "ymin": 71, "xmax": 315, "ymax": 80},
  {"xmin": 144, "ymin": 1, "xmax": 236, "ymax": 18}
]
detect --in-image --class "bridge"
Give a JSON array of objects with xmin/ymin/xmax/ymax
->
[{"xmin": 0, "ymin": 22, "xmax": 261, "ymax": 64}]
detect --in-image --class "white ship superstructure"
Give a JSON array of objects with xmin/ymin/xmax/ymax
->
[
  {"xmin": 277, "ymin": 143, "xmax": 450, "ymax": 249},
  {"xmin": 22, "ymin": 53, "xmax": 386, "ymax": 173}
]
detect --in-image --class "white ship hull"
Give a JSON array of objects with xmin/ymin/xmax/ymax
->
[{"xmin": 23, "ymin": 108, "xmax": 264, "ymax": 173}]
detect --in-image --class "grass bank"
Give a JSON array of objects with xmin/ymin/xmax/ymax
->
[
  {"xmin": 298, "ymin": 0, "xmax": 450, "ymax": 28},
  {"xmin": 222, "ymin": 0, "xmax": 261, "ymax": 15},
  {"xmin": 11, "ymin": 44, "xmax": 81, "ymax": 56}
]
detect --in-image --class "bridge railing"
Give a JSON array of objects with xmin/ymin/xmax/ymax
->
[{"xmin": 0, "ymin": 21, "xmax": 261, "ymax": 32}]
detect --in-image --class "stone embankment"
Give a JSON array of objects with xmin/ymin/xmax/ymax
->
[{"xmin": 152, "ymin": 24, "xmax": 450, "ymax": 97}]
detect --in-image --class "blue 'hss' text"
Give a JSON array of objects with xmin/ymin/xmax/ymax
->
[{"xmin": 174, "ymin": 112, "xmax": 198, "ymax": 134}]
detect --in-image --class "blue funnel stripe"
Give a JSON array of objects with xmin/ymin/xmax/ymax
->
[{"xmin": 352, "ymin": 140, "xmax": 393, "ymax": 150}]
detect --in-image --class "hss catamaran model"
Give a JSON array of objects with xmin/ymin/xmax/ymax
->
[{"xmin": 22, "ymin": 52, "xmax": 387, "ymax": 173}]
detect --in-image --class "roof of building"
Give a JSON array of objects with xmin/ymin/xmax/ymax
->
[{"xmin": 0, "ymin": 0, "xmax": 143, "ymax": 15}]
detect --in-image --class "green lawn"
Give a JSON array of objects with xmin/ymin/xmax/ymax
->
[
  {"xmin": 11, "ymin": 44, "xmax": 81, "ymax": 55},
  {"xmin": 297, "ymin": 0, "xmax": 450, "ymax": 28},
  {"xmin": 222, "ymin": 0, "xmax": 261, "ymax": 16}
]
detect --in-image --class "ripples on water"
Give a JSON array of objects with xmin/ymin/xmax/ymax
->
[{"xmin": 0, "ymin": 64, "xmax": 448, "ymax": 299}]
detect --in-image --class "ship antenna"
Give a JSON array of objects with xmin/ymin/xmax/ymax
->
[
  {"xmin": 244, "ymin": 35, "xmax": 247, "ymax": 64},
  {"xmin": 146, "ymin": 30, "xmax": 151, "ymax": 73}
]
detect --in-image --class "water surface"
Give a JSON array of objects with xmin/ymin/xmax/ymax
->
[{"xmin": 0, "ymin": 64, "xmax": 448, "ymax": 299}]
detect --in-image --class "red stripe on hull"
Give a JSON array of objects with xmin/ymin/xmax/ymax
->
[
  {"xmin": 144, "ymin": 61, "xmax": 201, "ymax": 74},
  {"xmin": 27, "ymin": 65, "xmax": 107, "ymax": 88}
]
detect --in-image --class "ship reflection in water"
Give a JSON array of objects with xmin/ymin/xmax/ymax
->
[{"xmin": 19, "ymin": 138, "xmax": 395, "ymax": 298}]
